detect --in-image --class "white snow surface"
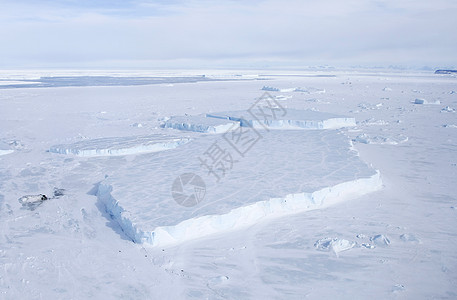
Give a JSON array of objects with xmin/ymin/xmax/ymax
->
[
  {"xmin": 0, "ymin": 70, "xmax": 456, "ymax": 299},
  {"xmin": 97, "ymin": 129, "xmax": 380, "ymax": 247}
]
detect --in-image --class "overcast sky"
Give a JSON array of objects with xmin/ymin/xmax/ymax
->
[{"xmin": 1, "ymin": 0, "xmax": 456, "ymax": 69}]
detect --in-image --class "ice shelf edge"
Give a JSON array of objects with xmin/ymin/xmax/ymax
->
[{"xmin": 97, "ymin": 171, "xmax": 382, "ymax": 247}]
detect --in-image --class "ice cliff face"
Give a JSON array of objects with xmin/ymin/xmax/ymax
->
[
  {"xmin": 98, "ymin": 171, "xmax": 381, "ymax": 247},
  {"xmin": 164, "ymin": 109, "xmax": 355, "ymax": 133}
]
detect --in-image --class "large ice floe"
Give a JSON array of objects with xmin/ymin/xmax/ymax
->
[
  {"xmin": 162, "ymin": 114, "xmax": 239, "ymax": 133},
  {"xmin": 49, "ymin": 134, "xmax": 190, "ymax": 157},
  {"xmin": 96, "ymin": 111, "xmax": 381, "ymax": 247},
  {"xmin": 163, "ymin": 109, "xmax": 355, "ymax": 132}
]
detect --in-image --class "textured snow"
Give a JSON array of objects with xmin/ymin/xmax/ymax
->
[
  {"xmin": 314, "ymin": 237, "xmax": 356, "ymax": 254},
  {"xmin": 97, "ymin": 130, "xmax": 381, "ymax": 247},
  {"xmin": 49, "ymin": 134, "xmax": 191, "ymax": 157},
  {"xmin": 353, "ymin": 133, "xmax": 408, "ymax": 145},
  {"xmin": 294, "ymin": 87, "xmax": 326, "ymax": 94}
]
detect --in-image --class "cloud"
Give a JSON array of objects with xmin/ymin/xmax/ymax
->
[{"xmin": 0, "ymin": 0, "xmax": 456, "ymax": 68}]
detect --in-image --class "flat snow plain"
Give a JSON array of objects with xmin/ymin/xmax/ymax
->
[{"xmin": 0, "ymin": 70, "xmax": 456, "ymax": 299}]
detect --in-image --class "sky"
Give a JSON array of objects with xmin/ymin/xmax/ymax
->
[{"xmin": 0, "ymin": 0, "xmax": 456, "ymax": 69}]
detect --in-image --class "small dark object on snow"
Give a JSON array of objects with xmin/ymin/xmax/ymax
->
[
  {"xmin": 53, "ymin": 187, "xmax": 65, "ymax": 198},
  {"xmin": 18, "ymin": 194, "xmax": 48, "ymax": 210},
  {"xmin": 18, "ymin": 187, "xmax": 66, "ymax": 211}
]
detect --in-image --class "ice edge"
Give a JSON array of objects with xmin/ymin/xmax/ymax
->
[
  {"xmin": 0, "ymin": 149, "xmax": 14, "ymax": 156},
  {"xmin": 49, "ymin": 139, "xmax": 190, "ymax": 157},
  {"xmin": 97, "ymin": 171, "xmax": 382, "ymax": 247},
  {"xmin": 164, "ymin": 117, "xmax": 356, "ymax": 132}
]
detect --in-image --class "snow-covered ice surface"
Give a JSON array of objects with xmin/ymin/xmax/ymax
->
[
  {"xmin": 49, "ymin": 134, "xmax": 190, "ymax": 157},
  {"xmin": 97, "ymin": 129, "xmax": 380, "ymax": 247},
  {"xmin": 1, "ymin": 70, "xmax": 457, "ymax": 299}
]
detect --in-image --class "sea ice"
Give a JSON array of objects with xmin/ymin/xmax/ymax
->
[
  {"xmin": 261, "ymin": 86, "xmax": 280, "ymax": 91},
  {"xmin": 162, "ymin": 114, "xmax": 239, "ymax": 133},
  {"xmin": 97, "ymin": 129, "xmax": 381, "ymax": 247},
  {"xmin": 0, "ymin": 141, "xmax": 13, "ymax": 156},
  {"xmin": 353, "ymin": 133, "xmax": 408, "ymax": 145},
  {"xmin": 414, "ymin": 98, "xmax": 440, "ymax": 105},
  {"xmin": 206, "ymin": 109, "xmax": 356, "ymax": 130},
  {"xmin": 358, "ymin": 118, "xmax": 389, "ymax": 126},
  {"xmin": 49, "ymin": 134, "xmax": 191, "ymax": 157},
  {"xmin": 294, "ymin": 87, "xmax": 326, "ymax": 94}
]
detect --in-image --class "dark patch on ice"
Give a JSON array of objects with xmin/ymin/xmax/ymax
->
[
  {"xmin": 18, "ymin": 194, "xmax": 48, "ymax": 211},
  {"xmin": 53, "ymin": 187, "xmax": 65, "ymax": 198}
]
